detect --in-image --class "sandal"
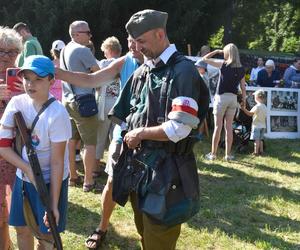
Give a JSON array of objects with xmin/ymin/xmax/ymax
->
[
  {"xmin": 83, "ymin": 183, "xmax": 95, "ymax": 192},
  {"xmin": 83, "ymin": 183, "xmax": 104, "ymax": 193},
  {"xmin": 85, "ymin": 229, "xmax": 107, "ymax": 249},
  {"xmin": 69, "ymin": 176, "xmax": 84, "ymax": 187}
]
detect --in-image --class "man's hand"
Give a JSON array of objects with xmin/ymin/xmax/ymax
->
[{"xmin": 124, "ymin": 127, "xmax": 144, "ymax": 149}]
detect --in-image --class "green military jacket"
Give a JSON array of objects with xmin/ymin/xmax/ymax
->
[{"xmin": 109, "ymin": 51, "xmax": 209, "ymax": 131}]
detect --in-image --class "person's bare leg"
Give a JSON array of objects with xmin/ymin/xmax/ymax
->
[
  {"xmin": 69, "ymin": 139, "xmax": 79, "ymax": 180},
  {"xmin": 15, "ymin": 226, "xmax": 34, "ymax": 250},
  {"xmin": 82, "ymin": 145, "xmax": 96, "ymax": 185},
  {"xmin": 86, "ymin": 176, "xmax": 116, "ymax": 248},
  {"xmin": 211, "ymin": 114, "xmax": 224, "ymax": 155},
  {"xmin": 0, "ymin": 223, "xmax": 11, "ymax": 250},
  {"xmin": 99, "ymin": 177, "xmax": 116, "ymax": 230},
  {"xmin": 36, "ymin": 233, "xmax": 55, "ymax": 250},
  {"xmin": 254, "ymin": 140, "xmax": 259, "ymax": 154},
  {"xmin": 224, "ymin": 113, "xmax": 235, "ymax": 157},
  {"xmin": 260, "ymin": 140, "xmax": 264, "ymax": 154}
]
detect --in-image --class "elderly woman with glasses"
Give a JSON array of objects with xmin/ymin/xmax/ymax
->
[
  {"xmin": 0, "ymin": 26, "xmax": 23, "ymax": 250},
  {"xmin": 257, "ymin": 59, "xmax": 280, "ymax": 87}
]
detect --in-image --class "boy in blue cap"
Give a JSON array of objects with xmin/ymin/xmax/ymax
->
[{"xmin": 0, "ymin": 55, "xmax": 71, "ymax": 249}]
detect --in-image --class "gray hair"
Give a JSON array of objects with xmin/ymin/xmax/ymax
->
[
  {"xmin": 0, "ymin": 26, "xmax": 23, "ymax": 52},
  {"xmin": 69, "ymin": 20, "xmax": 89, "ymax": 38}
]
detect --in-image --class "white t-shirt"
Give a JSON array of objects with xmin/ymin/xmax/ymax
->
[
  {"xmin": 250, "ymin": 66, "xmax": 264, "ymax": 81},
  {"xmin": 0, "ymin": 94, "xmax": 72, "ymax": 183},
  {"xmin": 250, "ymin": 102, "xmax": 267, "ymax": 129}
]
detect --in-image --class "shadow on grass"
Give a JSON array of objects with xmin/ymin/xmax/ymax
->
[
  {"xmin": 67, "ymin": 202, "xmax": 140, "ymax": 249},
  {"xmin": 264, "ymin": 139, "xmax": 300, "ymax": 165},
  {"xmin": 239, "ymin": 159, "xmax": 300, "ymax": 178},
  {"xmin": 189, "ymin": 161, "xmax": 300, "ymax": 250}
]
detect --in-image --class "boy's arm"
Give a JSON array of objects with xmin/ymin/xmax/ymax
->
[
  {"xmin": 241, "ymin": 106, "xmax": 255, "ymax": 116},
  {"xmin": 0, "ymin": 147, "xmax": 35, "ymax": 183},
  {"xmin": 49, "ymin": 141, "xmax": 66, "ymax": 224},
  {"xmin": 0, "ymin": 125, "xmax": 35, "ymax": 184}
]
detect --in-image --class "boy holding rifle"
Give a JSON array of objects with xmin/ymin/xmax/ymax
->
[{"xmin": 0, "ymin": 55, "xmax": 71, "ymax": 249}]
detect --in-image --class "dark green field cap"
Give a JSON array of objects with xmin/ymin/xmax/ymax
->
[{"xmin": 125, "ymin": 9, "xmax": 168, "ymax": 39}]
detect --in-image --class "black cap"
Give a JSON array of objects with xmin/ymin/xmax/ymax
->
[{"xmin": 125, "ymin": 9, "xmax": 168, "ymax": 39}]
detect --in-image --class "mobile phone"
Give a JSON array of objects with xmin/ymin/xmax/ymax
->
[{"xmin": 6, "ymin": 68, "xmax": 21, "ymax": 92}]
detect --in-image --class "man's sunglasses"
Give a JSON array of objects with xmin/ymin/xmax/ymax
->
[{"xmin": 77, "ymin": 31, "xmax": 91, "ymax": 35}]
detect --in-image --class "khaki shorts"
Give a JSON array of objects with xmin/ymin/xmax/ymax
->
[
  {"xmin": 213, "ymin": 93, "xmax": 238, "ymax": 117},
  {"xmin": 64, "ymin": 101, "xmax": 98, "ymax": 145},
  {"xmin": 105, "ymin": 141, "xmax": 122, "ymax": 177}
]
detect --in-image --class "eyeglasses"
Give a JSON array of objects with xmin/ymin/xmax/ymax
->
[
  {"xmin": 0, "ymin": 50, "xmax": 19, "ymax": 57},
  {"xmin": 76, "ymin": 31, "xmax": 91, "ymax": 35}
]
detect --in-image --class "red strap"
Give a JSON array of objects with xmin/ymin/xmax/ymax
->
[
  {"xmin": 0, "ymin": 138, "xmax": 13, "ymax": 147},
  {"xmin": 171, "ymin": 105, "xmax": 197, "ymax": 116}
]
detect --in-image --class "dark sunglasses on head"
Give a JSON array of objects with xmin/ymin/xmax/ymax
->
[{"xmin": 0, "ymin": 50, "xmax": 19, "ymax": 57}]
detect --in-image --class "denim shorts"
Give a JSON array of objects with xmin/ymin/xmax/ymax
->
[
  {"xmin": 250, "ymin": 127, "xmax": 265, "ymax": 140},
  {"xmin": 9, "ymin": 177, "xmax": 68, "ymax": 233}
]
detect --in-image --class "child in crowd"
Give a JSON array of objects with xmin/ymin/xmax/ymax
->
[
  {"xmin": 50, "ymin": 39, "xmax": 65, "ymax": 101},
  {"xmin": 0, "ymin": 55, "xmax": 71, "ymax": 249},
  {"xmin": 241, "ymin": 89, "xmax": 267, "ymax": 156}
]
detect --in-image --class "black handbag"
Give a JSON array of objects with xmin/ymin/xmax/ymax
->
[
  {"xmin": 74, "ymin": 93, "xmax": 98, "ymax": 117},
  {"xmin": 61, "ymin": 48, "xmax": 98, "ymax": 117},
  {"xmin": 112, "ymin": 143, "xmax": 146, "ymax": 206},
  {"xmin": 137, "ymin": 151, "xmax": 200, "ymax": 227}
]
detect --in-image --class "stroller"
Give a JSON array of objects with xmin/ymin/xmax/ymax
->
[{"xmin": 232, "ymin": 98, "xmax": 253, "ymax": 153}]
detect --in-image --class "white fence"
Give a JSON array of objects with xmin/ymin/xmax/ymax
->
[{"xmin": 246, "ymin": 87, "xmax": 300, "ymax": 139}]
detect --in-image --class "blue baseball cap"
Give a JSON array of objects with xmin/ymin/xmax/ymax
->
[{"xmin": 19, "ymin": 55, "xmax": 55, "ymax": 77}]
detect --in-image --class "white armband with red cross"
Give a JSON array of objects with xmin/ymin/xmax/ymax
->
[
  {"xmin": 167, "ymin": 96, "xmax": 199, "ymax": 129},
  {"xmin": 0, "ymin": 127, "xmax": 14, "ymax": 147}
]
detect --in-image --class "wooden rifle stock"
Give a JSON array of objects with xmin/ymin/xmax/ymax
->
[{"xmin": 14, "ymin": 111, "xmax": 63, "ymax": 250}]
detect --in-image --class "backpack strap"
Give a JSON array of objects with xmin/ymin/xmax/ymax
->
[
  {"xmin": 157, "ymin": 52, "xmax": 184, "ymax": 124},
  {"xmin": 30, "ymin": 97, "xmax": 56, "ymax": 132}
]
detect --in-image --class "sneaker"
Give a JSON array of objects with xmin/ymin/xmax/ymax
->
[
  {"xmin": 205, "ymin": 152, "xmax": 216, "ymax": 160},
  {"xmin": 75, "ymin": 153, "xmax": 82, "ymax": 162},
  {"xmin": 224, "ymin": 155, "xmax": 235, "ymax": 161}
]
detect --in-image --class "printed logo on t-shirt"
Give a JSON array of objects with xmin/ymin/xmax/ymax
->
[{"xmin": 31, "ymin": 134, "xmax": 40, "ymax": 147}]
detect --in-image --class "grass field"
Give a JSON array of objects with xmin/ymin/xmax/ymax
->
[{"xmin": 10, "ymin": 138, "xmax": 300, "ymax": 249}]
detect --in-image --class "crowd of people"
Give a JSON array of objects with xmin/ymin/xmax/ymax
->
[
  {"xmin": 248, "ymin": 56, "xmax": 300, "ymax": 88},
  {"xmin": 0, "ymin": 8, "xmax": 298, "ymax": 250}
]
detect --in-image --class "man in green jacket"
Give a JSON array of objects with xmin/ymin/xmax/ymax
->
[{"xmin": 13, "ymin": 22, "xmax": 43, "ymax": 67}]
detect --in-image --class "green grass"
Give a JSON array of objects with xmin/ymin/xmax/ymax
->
[{"xmin": 10, "ymin": 138, "xmax": 300, "ymax": 249}]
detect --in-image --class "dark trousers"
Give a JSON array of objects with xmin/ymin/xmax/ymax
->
[{"xmin": 130, "ymin": 192, "xmax": 181, "ymax": 250}]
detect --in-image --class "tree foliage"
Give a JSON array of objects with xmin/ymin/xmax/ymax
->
[{"xmin": 0, "ymin": 0, "xmax": 299, "ymax": 57}]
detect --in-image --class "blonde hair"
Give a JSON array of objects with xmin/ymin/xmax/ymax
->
[
  {"xmin": 223, "ymin": 43, "xmax": 242, "ymax": 67},
  {"xmin": 101, "ymin": 36, "xmax": 122, "ymax": 56},
  {"xmin": 0, "ymin": 26, "xmax": 23, "ymax": 52}
]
